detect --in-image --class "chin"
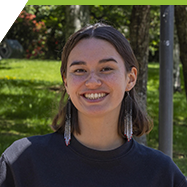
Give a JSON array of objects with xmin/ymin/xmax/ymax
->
[{"xmin": 80, "ymin": 107, "xmax": 117, "ymax": 118}]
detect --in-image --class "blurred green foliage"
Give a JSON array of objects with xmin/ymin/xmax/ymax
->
[{"xmin": 3, "ymin": 5, "xmax": 160, "ymax": 61}]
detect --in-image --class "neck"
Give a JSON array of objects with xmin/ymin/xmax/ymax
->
[{"xmin": 73, "ymin": 111, "xmax": 125, "ymax": 151}]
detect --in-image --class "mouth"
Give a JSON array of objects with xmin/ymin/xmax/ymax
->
[{"xmin": 83, "ymin": 93, "xmax": 107, "ymax": 100}]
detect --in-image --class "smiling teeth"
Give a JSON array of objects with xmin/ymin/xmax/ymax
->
[{"xmin": 85, "ymin": 93, "xmax": 106, "ymax": 100}]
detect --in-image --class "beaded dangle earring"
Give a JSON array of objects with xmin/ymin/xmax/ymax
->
[
  {"xmin": 124, "ymin": 92, "xmax": 133, "ymax": 141},
  {"xmin": 64, "ymin": 98, "xmax": 71, "ymax": 146}
]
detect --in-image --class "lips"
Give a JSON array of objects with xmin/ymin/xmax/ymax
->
[
  {"xmin": 81, "ymin": 91, "xmax": 108, "ymax": 101},
  {"xmin": 84, "ymin": 93, "xmax": 107, "ymax": 100}
]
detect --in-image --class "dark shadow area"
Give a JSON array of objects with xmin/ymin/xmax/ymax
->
[
  {"xmin": 0, "ymin": 78, "xmax": 60, "ymax": 124},
  {"xmin": 0, "ymin": 60, "xmax": 24, "ymax": 70},
  {"xmin": 0, "ymin": 66, "xmax": 12, "ymax": 70},
  {"xmin": 0, "ymin": 78, "xmax": 54, "ymax": 90},
  {"xmin": 0, "ymin": 93, "xmax": 53, "ymax": 119}
]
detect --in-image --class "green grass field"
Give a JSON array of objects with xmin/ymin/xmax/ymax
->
[{"xmin": 0, "ymin": 59, "xmax": 187, "ymax": 175}]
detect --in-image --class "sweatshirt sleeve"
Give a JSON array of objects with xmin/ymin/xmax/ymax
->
[
  {"xmin": 0, "ymin": 154, "xmax": 16, "ymax": 187},
  {"xmin": 179, "ymin": 177, "xmax": 187, "ymax": 187}
]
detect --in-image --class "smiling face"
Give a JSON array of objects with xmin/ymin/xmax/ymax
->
[{"xmin": 64, "ymin": 38, "xmax": 136, "ymax": 118}]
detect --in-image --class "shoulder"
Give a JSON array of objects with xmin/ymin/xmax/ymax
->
[
  {"xmin": 131, "ymin": 139, "xmax": 187, "ymax": 186},
  {"xmin": 133, "ymin": 140, "xmax": 180, "ymax": 173},
  {"xmin": 133, "ymin": 139, "xmax": 172, "ymax": 164},
  {"xmin": 2, "ymin": 132, "xmax": 63, "ymax": 164}
]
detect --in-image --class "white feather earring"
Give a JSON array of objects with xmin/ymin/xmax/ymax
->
[
  {"xmin": 64, "ymin": 98, "xmax": 71, "ymax": 146},
  {"xmin": 124, "ymin": 92, "xmax": 133, "ymax": 141}
]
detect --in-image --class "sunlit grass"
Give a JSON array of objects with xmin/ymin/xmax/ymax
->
[
  {"xmin": 0, "ymin": 59, "xmax": 61, "ymax": 82},
  {"xmin": 0, "ymin": 59, "xmax": 62, "ymax": 154}
]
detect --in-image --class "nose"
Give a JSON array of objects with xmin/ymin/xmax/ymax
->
[{"xmin": 85, "ymin": 72, "xmax": 102, "ymax": 88}]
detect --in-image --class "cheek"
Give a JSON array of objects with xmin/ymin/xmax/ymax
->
[
  {"xmin": 108, "ymin": 73, "xmax": 127, "ymax": 95},
  {"xmin": 69, "ymin": 75, "xmax": 86, "ymax": 84},
  {"xmin": 105, "ymin": 71, "xmax": 126, "ymax": 85},
  {"xmin": 66, "ymin": 75, "xmax": 86, "ymax": 92}
]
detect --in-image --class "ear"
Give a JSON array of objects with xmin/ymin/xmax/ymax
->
[
  {"xmin": 125, "ymin": 67, "xmax": 137, "ymax": 92},
  {"xmin": 63, "ymin": 73, "xmax": 69, "ymax": 94}
]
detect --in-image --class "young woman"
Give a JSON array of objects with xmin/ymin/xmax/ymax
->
[{"xmin": 0, "ymin": 23, "xmax": 186, "ymax": 187}]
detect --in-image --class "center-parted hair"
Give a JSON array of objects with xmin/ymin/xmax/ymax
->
[{"xmin": 52, "ymin": 23, "xmax": 152, "ymax": 138}]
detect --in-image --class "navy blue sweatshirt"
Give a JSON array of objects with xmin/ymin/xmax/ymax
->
[{"xmin": 0, "ymin": 132, "xmax": 187, "ymax": 187}]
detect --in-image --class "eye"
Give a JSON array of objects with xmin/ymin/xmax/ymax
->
[
  {"xmin": 101, "ymin": 67, "xmax": 113, "ymax": 72},
  {"xmin": 74, "ymin": 69, "xmax": 86, "ymax": 73}
]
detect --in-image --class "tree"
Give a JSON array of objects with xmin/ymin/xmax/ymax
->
[
  {"xmin": 90, "ymin": 5, "xmax": 132, "ymax": 37},
  {"xmin": 175, "ymin": 5, "xmax": 187, "ymax": 100},
  {"xmin": 129, "ymin": 5, "xmax": 151, "ymax": 145},
  {"xmin": 65, "ymin": 5, "xmax": 89, "ymax": 41}
]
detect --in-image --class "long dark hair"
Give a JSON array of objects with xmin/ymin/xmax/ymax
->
[{"xmin": 52, "ymin": 23, "xmax": 152, "ymax": 138}]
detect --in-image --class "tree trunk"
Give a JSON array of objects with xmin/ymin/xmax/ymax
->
[
  {"xmin": 65, "ymin": 5, "xmax": 89, "ymax": 41},
  {"xmin": 175, "ymin": 5, "xmax": 187, "ymax": 100},
  {"xmin": 129, "ymin": 5, "xmax": 151, "ymax": 145},
  {"xmin": 173, "ymin": 27, "xmax": 181, "ymax": 93}
]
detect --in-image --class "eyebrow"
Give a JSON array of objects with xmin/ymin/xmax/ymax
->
[
  {"xmin": 69, "ymin": 58, "xmax": 117, "ymax": 67},
  {"xmin": 99, "ymin": 58, "xmax": 117, "ymax": 64},
  {"xmin": 69, "ymin": 61, "xmax": 86, "ymax": 67}
]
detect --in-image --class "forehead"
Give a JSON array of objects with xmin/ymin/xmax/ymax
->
[{"xmin": 68, "ymin": 38, "xmax": 121, "ymax": 62}]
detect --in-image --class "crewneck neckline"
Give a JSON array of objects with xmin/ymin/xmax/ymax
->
[{"xmin": 68, "ymin": 134, "xmax": 134, "ymax": 162}]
